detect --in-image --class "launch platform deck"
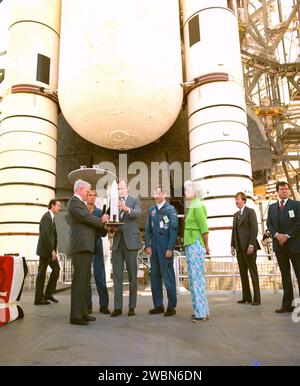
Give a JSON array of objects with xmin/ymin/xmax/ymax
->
[{"xmin": 1, "ymin": 290, "xmax": 300, "ymax": 366}]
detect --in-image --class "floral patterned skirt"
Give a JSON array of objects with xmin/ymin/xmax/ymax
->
[{"xmin": 185, "ymin": 238, "xmax": 209, "ymax": 318}]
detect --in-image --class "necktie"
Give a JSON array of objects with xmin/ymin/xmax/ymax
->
[
  {"xmin": 119, "ymin": 198, "xmax": 125, "ymax": 219},
  {"xmin": 238, "ymin": 210, "xmax": 242, "ymax": 219},
  {"xmin": 280, "ymin": 199, "xmax": 285, "ymax": 211}
]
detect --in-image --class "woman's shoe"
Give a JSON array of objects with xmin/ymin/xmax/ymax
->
[{"xmin": 192, "ymin": 315, "xmax": 208, "ymax": 323}]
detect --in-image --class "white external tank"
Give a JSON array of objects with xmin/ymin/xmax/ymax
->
[
  {"xmin": 182, "ymin": 0, "xmax": 253, "ymax": 256},
  {"xmin": 0, "ymin": 0, "xmax": 61, "ymax": 257},
  {"xmin": 58, "ymin": 0, "xmax": 183, "ymax": 150}
]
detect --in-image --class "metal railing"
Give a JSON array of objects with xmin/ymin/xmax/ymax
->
[
  {"xmin": 23, "ymin": 252, "xmax": 298, "ymax": 294},
  {"xmin": 24, "ymin": 253, "xmax": 73, "ymax": 290},
  {"xmin": 174, "ymin": 252, "xmax": 299, "ymax": 294}
]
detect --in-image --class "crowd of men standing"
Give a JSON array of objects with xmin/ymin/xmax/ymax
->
[{"xmin": 34, "ymin": 180, "xmax": 300, "ymax": 325}]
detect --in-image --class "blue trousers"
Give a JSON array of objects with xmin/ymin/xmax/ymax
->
[
  {"xmin": 151, "ymin": 242, "xmax": 177, "ymax": 310},
  {"xmin": 88, "ymin": 253, "xmax": 109, "ymax": 308}
]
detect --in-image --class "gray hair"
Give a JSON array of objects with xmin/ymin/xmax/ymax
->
[
  {"xmin": 74, "ymin": 179, "xmax": 90, "ymax": 193},
  {"xmin": 184, "ymin": 180, "xmax": 203, "ymax": 198}
]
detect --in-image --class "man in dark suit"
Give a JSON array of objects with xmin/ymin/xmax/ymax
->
[
  {"xmin": 110, "ymin": 180, "xmax": 142, "ymax": 317},
  {"xmin": 67, "ymin": 180, "xmax": 109, "ymax": 326},
  {"xmin": 267, "ymin": 181, "xmax": 300, "ymax": 313},
  {"xmin": 34, "ymin": 199, "xmax": 61, "ymax": 305},
  {"xmin": 231, "ymin": 192, "xmax": 261, "ymax": 305}
]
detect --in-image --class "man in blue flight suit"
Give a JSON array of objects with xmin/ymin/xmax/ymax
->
[
  {"xmin": 86, "ymin": 190, "xmax": 110, "ymax": 315},
  {"xmin": 145, "ymin": 185, "xmax": 179, "ymax": 317}
]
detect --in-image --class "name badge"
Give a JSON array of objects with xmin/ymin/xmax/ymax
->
[
  {"xmin": 163, "ymin": 215, "xmax": 169, "ymax": 224},
  {"xmin": 159, "ymin": 221, "xmax": 164, "ymax": 229},
  {"xmin": 289, "ymin": 210, "xmax": 295, "ymax": 218}
]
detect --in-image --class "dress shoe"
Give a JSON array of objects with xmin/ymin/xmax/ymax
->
[
  {"xmin": 111, "ymin": 309, "xmax": 122, "ymax": 317},
  {"xmin": 44, "ymin": 295, "xmax": 59, "ymax": 303},
  {"xmin": 149, "ymin": 306, "xmax": 164, "ymax": 315},
  {"xmin": 251, "ymin": 301, "xmax": 261, "ymax": 306},
  {"xmin": 70, "ymin": 318, "xmax": 89, "ymax": 326},
  {"xmin": 88, "ymin": 306, "xmax": 93, "ymax": 314},
  {"xmin": 164, "ymin": 308, "xmax": 176, "ymax": 317},
  {"xmin": 128, "ymin": 308, "xmax": 135, "ymax": 316},
  {"xmin": 275, "ymin": 306, "xmax": 295, "ymax": 313},
  {"xmin": 99, "ymin": 307, "xmax": 111, "ymax": 314},
  {"xmin": 34, "ymin": 299, "xmax": 50, "ymax": 305},
  {"xmin": 237, "ymin": 300, "xmax": 251, "ymax": 304},
  {"xmin": 84, "ymin": 315, "xmax": 96, "ymax": 321}
]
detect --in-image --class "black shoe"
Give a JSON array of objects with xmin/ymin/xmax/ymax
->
[
  {"xmin": 237, "ymin": 300, "xmax": 252, "ymax": 304},
  {"xmin": 84, "ymin": 315, "xmax": 96, "ymax": 321},
  {"xmin": 111, "ymin": 309, "xmax": 122, "ymax": 317},
  {"xmin": 149, "ymin": 306, "xmax": 164, "ymax": 315},
  {"xmin": 99, "ymin": 307, "xmax": 111, "ymax": 314},
  {"xmin": 34, "ymin": 299, "xmax": 50, "ymax": 305},
  {"xmin": 88, "ymin": 306, "xmax": 93, "ymax": 314},
  {"xmin": 164, "ymin": 308, "xmax": 176, "ymax": 317},
  {"xmin": 252, "ymin": 301, "xmax": 261, "ymax": 306},
  {"xmin": 275, "ymin": 306, "xmax": 295, "ymax": 313},
  {"xmin": 44, "ymin": 295, "xmax": 59, "ymax": 303},
  {"xmin": 128, "ymin": 308, "xmax": 135, "ymax": 316},
  {"xmin": 70, "ymin": 318, "xmax": 89, "ymax": 326}
]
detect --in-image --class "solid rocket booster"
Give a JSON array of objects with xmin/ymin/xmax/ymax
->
[
  {"xmin": 182, "ymin": 0, "xmax": 253, "ymax": 255},
  {"xmin": 0, "ymin": 0, "xmax": 61, "ymax": 257}
]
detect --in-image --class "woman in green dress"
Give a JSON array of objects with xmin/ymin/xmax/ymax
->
[{"xmin": 184, "ymin": 180, "xmax": 210, "ymax": 322}]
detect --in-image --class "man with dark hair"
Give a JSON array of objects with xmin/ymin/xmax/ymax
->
[
  {"xmin": 231, "ymin": 192, "xmax": 261, "ymax": 305},
  {"xmin": 86, "ymin": 190, "xmax": 110, "ymax": 315},
  {"xmin": 267, "ymin": 181, "xmax": 300, "ymax": 313},
  {"xmin": 34, "ymin": 199, "xmax": 61, "ymax": 305}
]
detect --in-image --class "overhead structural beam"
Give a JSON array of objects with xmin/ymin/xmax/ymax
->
[{"xmin": 272, "ymin": 2, "xmax": 300, "ymax": 50}]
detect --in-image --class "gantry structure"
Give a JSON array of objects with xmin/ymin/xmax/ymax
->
[{"xmin": 239, "ymin": 0, "xmax": 300, "ymax": 195}]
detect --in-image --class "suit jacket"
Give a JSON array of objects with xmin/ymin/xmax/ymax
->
[
  {"xmin": 36, "ymin": 211, "xmax": 57, "ymax": 257},
  {"xmin": 112, "ymin": 195, "xmax": 142, "ymax": 251},
  {"xmin": 266, "ymin": 198, "xmax": 300, "ymax": 254},
  {"xmin": 67, "ymin": 195, "xmax": 106, "ymax": 255},
  {"xmin": 231, "ymin": 206, "xmax": 260, "ymax": 252}
]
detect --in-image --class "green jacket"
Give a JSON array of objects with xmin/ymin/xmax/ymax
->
[{"xmin": 184, "ymin": 198, "xmax": 209, "ymax": 247}]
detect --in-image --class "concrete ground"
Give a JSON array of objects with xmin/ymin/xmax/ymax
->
[{"xmin": 1, "ymin": 288, "xmax": 300, "ymax": 366}]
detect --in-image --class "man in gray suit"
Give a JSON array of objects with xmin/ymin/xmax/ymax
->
[
  {"xmin": 231, "ymin": 192, "xmax": 261, "ymax": 305},
  {"xmin": 67, "ymin": 180, "xmax": 109, "ymax": 325},
  {"xmin": 111, "ymin": 180, "xmax": 142, "ymax": 317}
]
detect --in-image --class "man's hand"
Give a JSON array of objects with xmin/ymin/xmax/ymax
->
[
  {"xmin": 118, "ymin": 200, "xmax": 129, "ymax": 212},
  {"xmin": 102, "ymin": 214, "xmax": 110, "ymax": 223},
  {"xmin": 231, "ymin": 247, "xmax": 235, "ymax": 256},
  {"xmin": 146, "ymin": 247, "xmax": 152, "ymax": 256},
  {"xmin": 165, "ymin": 249, "xmax": 173, "ymax": 258},
  {"xmin": 247, "ymin": 245, "xmax": 254, "ymax": 255},
  {"xmin": 276, "ymin": 233, "xmax": 288, "ymax": 245},
  {"xmin": 52, "ymin": 250, "xmax": 58, "ymax": 261}
]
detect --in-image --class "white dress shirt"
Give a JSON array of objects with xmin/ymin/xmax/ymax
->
[{"xmin": 157, "ymin": 200, "xmax": 166, "ymax": 211}]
